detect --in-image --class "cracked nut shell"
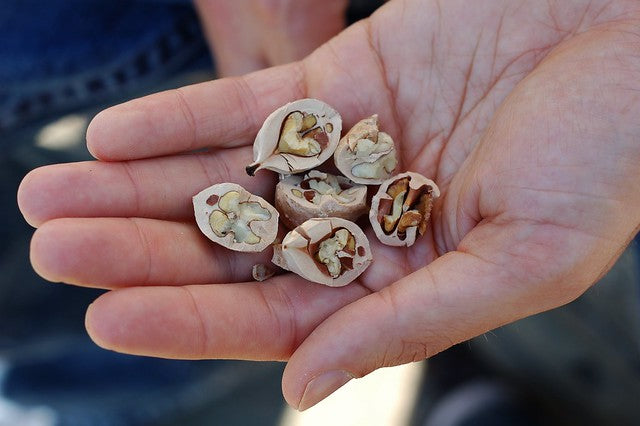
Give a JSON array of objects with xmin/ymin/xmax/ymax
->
[
  {"xmin": 334, "ymin": 114, "xmax": 398, "ymax": 185},
  {"xmin": 193, "ymin": 183, "xmax": 279, "ymax": 252},
  {"xmin": 246, "ymin": 98, "xmax": 342, "ymax": 176},
  {"xmin": 275, "ymin": 170, "xmax": 368, "ymax": 229},
  {"xmin": 272, "ymin": 217, "xmax": 372, "ymax": 287},
  {"xmin": 369, "ymin": 172, "xmax": 440, "ymax": 247}
]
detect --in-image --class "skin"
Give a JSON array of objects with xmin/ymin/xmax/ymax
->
[
  {"xmin": 17, "ymin": 0, "xmax": 640, "ymax": 412},
  {"xmin": 194, "ymin": 0, "xmax": 348, "ymax": 76}
]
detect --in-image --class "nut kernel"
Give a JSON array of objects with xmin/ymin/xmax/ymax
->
[
  {"xmin": 193, "ymin": 183, "xmax": 279, "ymax": 252},
  {"xmin": 369, "ymin": 172, "xmax": 440, "ymax": 247},
  {"xmin": 272, "ymin": 217, "xmax": 372, "ymax": 287},
  {"xmin": 316, "ymin": 228, "xmax": 351, "ymax": 278},
  {"xmin": 277, "ymin": 112, "xmax": 321, "ymax": 156},
  {"xmin": 334, "ymin": 115, "xmax": 398, "ymax": 184},
  {"xmin": 246, "ymin": 99, "xmax": 342, "ymax": 176},
  {"xmin": 275, "ymin": 171, "xmax": 368, "ymax": 229}
]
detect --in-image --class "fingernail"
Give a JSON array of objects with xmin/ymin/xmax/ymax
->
[{"xmin": 298, "ymin": 370, "xmax": 353, "ymax": 411}]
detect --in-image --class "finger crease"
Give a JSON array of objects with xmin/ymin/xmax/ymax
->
[
  {"xmin": 258, "ymin": 281, "xmax": 298, "ymax": 359},
  {"xmin": 195, "ymin": 153, "xmax": 216, "ymax": 186},
  {"xmin": 293, "ymin": 61, "xmax": 310, "ymax": 99},
  {"xmin": 174, "ymin": 88, "xmax": 198, "ymax": 151},
  {"xmin": 128, "ymin": 218, "xmax": 153, "ymax": 285},
  {"xmin": 210, "ymin": 149, "xmax": 233, "ymax": 184},
  {"xmin": 364, "ymin": 19, "xmax": 405, "ymax": 169},
  {"xmin": 121, "ymin": 161, "xmax": 141, "ymax": 216},
  {"xmin": 181, "ymin": 286, "xmax": 209, "ymax": 358},
  {"xmin": 230, "ymin": 77, "xmax": 261, "ymax": 143}
]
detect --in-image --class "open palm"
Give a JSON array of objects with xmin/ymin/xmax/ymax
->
[{"xmin": 18, "ymin": 0, "xmax": 640, "ymax": 410}]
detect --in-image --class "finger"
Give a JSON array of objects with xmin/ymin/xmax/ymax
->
[
  {"xmin": 86, "ymin": 63, "xmax": 306, "ymax": 161},
  {"xmin": 259, "ymin": 0, "xmax": 347, "ymax": 66},
  {"xmin": 84, "ymin": 275, "xmax": 371, "ymax": 360},
  {"xmin": 18, "ymin": 146, "xmax": 275, "ymax": 227},
  {"xmin": 194, "ymin": 0, "xmax": 268, "ymax": 77},
  {"xmin": 30, "ymin": 217, "xmax": 272, "ymax": 288},
  {"xmin": 86, "ymin": 19, "xmax": 396, "ymax": 162},
  {"xmin": 281, "ymin": 219, "xmax": 607, "ymax": 410}
]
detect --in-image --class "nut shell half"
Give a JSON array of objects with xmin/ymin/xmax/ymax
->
[
  {"xmin": 369, "ymin": 172, "xmax": 440, "ymax": 247},
  {"xmin": 272, "ymin": 217, "xmax": 372, "ymax": 287},
  {"xmin": 334, "ymin": 114, "xmax": 398, "ymax": 185},
  {"xmin": 275, "ymin": 170, "xmax": 368, "ymax": 229},
  {"xmin": 246, "ymin": 99, "xmax": 342, "ymax": 176},
  {"xmin": 193, "ymin": 183, "xmax": 279, "ymax": 252}
]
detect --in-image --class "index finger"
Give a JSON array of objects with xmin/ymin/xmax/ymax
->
[{"xmin": 87, "ymin": 63, "xmax": 307, "ymax": 161}]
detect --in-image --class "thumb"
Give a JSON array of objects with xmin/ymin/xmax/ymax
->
[{"xmin": 281, "ymin": 220, "xmax": 609, "ymax": 411}]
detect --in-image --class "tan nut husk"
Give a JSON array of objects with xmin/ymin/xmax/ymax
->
[
  {"xmin": 334, "ymin": 114, "xmax": 398, "ymax": 185},
  {"xmin": 246, "ymin": 99, "xmax": 342, "ymax": 176},
  {"xmin": 275, "ymin": 170, "xmax": 368, "ymax": 229},
  {"xmin": 369, "ymin": 172, "xmax": 440, "ymax": 247},
  {"xmin": 252, "ymin": 263, "xmax": 276, "ymax": 282},
  {"xmin": 193, "ymin": 183, "xmax": 279, "ymax": 252},
  {"xmin": 272, "ymin": 217, "xmax": 372, "ymax": 287}
]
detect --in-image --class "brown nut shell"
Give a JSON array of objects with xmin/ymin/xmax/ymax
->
[
  {"xmin": 275, "ymin": 170, "xmax": 368, "ymax": 229},
  {"xmin": 193, "ymin": 183, "xmax": 279, "ymax": 252},
  {"xmin": 369, "ymin": 172, "xmax": 440, "ymax": 247},
  {"xmin": 334, "ymin": 114, "xmax": 398, "ymax": 185},
  {"xmin": 272, "ymin": 217, "xmax": 372, "ymax": 287},
  {"xmin": 246, "ymin": 99, "xmax": 342, "ymax": 176}
]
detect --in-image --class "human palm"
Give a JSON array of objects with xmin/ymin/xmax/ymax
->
[{"xmin": 18, "ymin": 0, "xmax": 640, "ymax": 410}]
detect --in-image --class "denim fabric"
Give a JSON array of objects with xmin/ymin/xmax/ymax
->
[{"xmin": 0, "ymin": 0, "xmax": 210, "ymax": 133}]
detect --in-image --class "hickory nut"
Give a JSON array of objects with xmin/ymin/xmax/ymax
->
[
  {"xmin": 246, "ymin": 99, "xmax": 342, "ymax": 176},
  {"xmin": 193, "ymin": 100, "xmax": 443, "ymax": 287},
  {"xmin": 275, "ymin": 170, "xmax": 368, "ymax": 229},
  {"xmin": 334, "ymin": 114, "xmax": 398, "ymax": 184},
  {"xmin": 272, "ymin": 217, "xmax": 372, "ymax": 287},
  {"xmin": 193, "ymin": 183, "xmax": 279, "ymax": 252},
  {"xmin": 369, "ymin": 172, "xmax": 440, "ymax": 247}
]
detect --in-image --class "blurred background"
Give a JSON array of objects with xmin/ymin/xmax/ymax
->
[{"xmin": 1, "ymin": 1, "xmax": 639, "ymax": 425}]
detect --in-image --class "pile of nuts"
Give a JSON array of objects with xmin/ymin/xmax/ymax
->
[{"xmin": 193, "ymin": 99, "xmax": 439, "ymax": 287}]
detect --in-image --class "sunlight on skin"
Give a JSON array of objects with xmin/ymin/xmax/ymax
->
[{"xmin": 278, "ymin": 362, "xmax": 424, "ymax": 425}]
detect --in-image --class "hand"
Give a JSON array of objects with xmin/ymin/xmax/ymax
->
[
  {"xmin": 194, "ymin": 0, "xmax": 348, "ymax": 76},
  {"xmin": 18, "ymin": 0, "xmax": 640, "ymax": 411}
]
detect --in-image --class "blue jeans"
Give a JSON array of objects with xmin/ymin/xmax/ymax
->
[{"xmin": 0, "ymin": 0, "xmax": 210, "ymax": 134}]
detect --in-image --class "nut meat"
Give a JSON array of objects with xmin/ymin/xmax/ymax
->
[
  {"xmin": 246, "ymin": 99, "xmax": 342, "ymax": 176},
  {"xmin": 193, "ymin": 183, "xmax": 279, "ymax": 252},
  {"xmin": 334, "ymin": 114, "xmax": 398, "ymax": 184},
  {"xmin": 275, "ymin": 170, "xmax": 368, "ymax": 229},
  {"xmin": 369, "ymin": 172, "xmax": 440, "ymax": 247},
  {"xmin": 272, "ymin": 218, "xmax": 372, "ymax": 287}
]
